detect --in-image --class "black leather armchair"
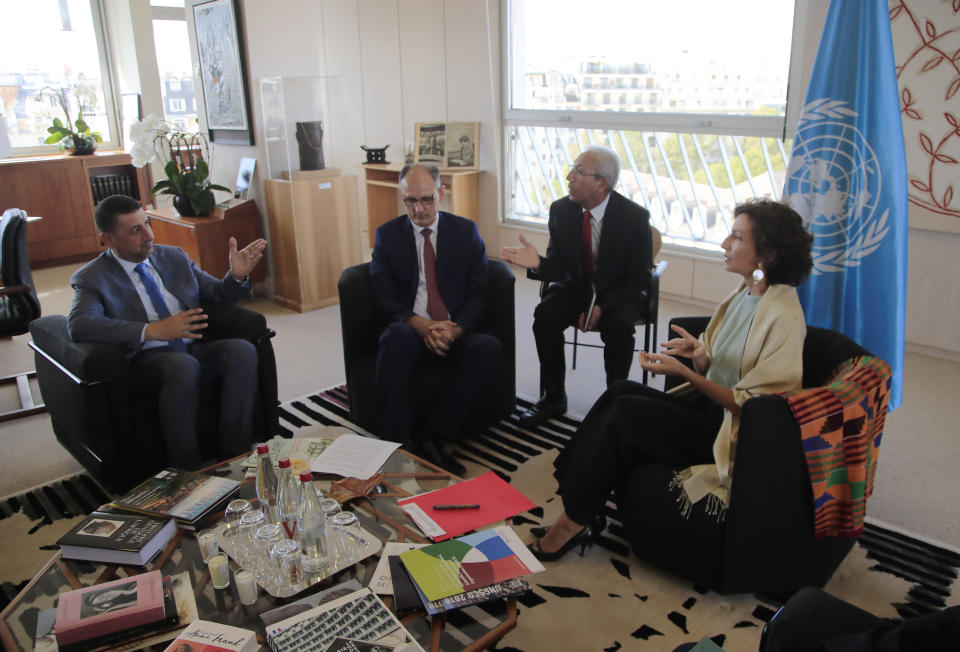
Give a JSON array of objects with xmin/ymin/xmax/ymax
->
[
  {"xmin": 29, "ymin": 301, "xmax": 280, "ymax": 493},
  {"xmin": 338, "ymin": 260, "xmax": 515, "ymax": 438},
  {"xmin": 1, "ymin": 208, "xmax": 46, "ymax": 421},
  {"xmin": 614, "ymin": 316, "xmax": 873, "ymax": 596}
]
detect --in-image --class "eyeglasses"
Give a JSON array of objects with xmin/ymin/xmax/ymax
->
[
  {"xmin": 402, "ymin": 194, "xmax": 437, "ymax": 208},
  {"xmin": 570, "ymin": 165, "xmax": 602, "ymax": 179}
]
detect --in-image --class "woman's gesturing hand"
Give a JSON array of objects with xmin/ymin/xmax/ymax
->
[{"xmin": 660, "ymin": 324, "xmax": 709, "ymax": 374}]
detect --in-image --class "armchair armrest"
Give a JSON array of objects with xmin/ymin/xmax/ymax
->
[
  {"xmin": 200, "ymin": 300, "xmax": 273, "ymax": 345},
  {"xmin": 0, "ymin": 284, "xmax": 31, "ymax": 297},
  {"xmin": 338, "ymin": 263, "xmax": 382, "ymax": 364},
  {"xmin": 664, "ymin": 316, "xmax": 710, "ymax": 392},
  {"xmin": 29, "ymin": 315, "xmax": 131, "ymax": 386},
  {"xmin": 484, "ymin": 260, "xmax": 516, "ymax": 362}
]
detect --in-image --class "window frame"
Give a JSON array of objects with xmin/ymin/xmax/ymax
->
[
  {"xmin": 9, "ymin": 0, "xmax": 123, "ymax": 156},
  {"xmin": 500, "ymin": 0, "xmax": 810, "ymax": 238}
]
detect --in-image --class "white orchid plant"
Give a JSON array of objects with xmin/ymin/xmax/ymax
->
[
  {"xmin": 129, "ymin": 114, "xmax": 229, "ymax": 216},
  {"xmin": 37, "ymin": 77, "xmax": 102, "ymax": 153}
]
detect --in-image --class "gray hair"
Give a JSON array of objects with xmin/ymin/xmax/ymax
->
[
  {"xmin": 584, "ymin": 145, "xmax": 620, "ymax": 193},
  {"xmin": 399, "ymin": 163, "xmax": 441, "ymax": 191}
]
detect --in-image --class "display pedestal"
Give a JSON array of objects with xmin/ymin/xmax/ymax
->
[
  {"xmin": 264, "ymin": 174, "xmax": 361, "ymax": 312},
  {"xmin": 146, "ymin": 198, "xmax": 265, "ymax": 283},
  {"xmin": 360, "ymin": 164, "xmax": 479, "ymax": 247}
]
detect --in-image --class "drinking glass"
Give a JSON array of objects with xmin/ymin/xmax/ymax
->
[
  {"xmin": 330, "ymin": 511, "xmax": 364, "ymax": 565},
  {"xmin": 224, "ymin": 499, "xmax": 252, "ymax": 532},
  {"xmin": 237, "ymin": 510, "xmax": 267, "ymax": 568},
  {"xmin": 253, "ymin": 524, "xmax": 284, "ymax": 588},
  {"xmin": 208, "ymin": 552, "xmax": 231, "ymax": 590},
  {"xmin": 271, "ymin": 538, "xmax": 302, "ymax": 590}
]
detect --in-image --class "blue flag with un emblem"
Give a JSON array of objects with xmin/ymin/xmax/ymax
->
[{"xmin": 783, "ymin": 0, "xmax": 908, "ymax": 410}]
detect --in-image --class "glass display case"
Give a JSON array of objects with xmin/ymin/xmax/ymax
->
[{"xmin": 259, "ymin": 76, "xmax": 350, "ymax": 180}]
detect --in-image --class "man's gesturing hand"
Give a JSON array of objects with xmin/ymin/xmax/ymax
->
[
  {"xmin": 144, "ymin": 308, "xmax": 208, "ymax": 341},
  {"xmin": 229, "ymin": 237, "xmax": 267, "ymax": 281},
  {"xmin": 499, "ymin": 234, "xmax": 540, "ymax": 270}
]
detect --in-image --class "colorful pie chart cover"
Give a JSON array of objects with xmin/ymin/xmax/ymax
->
[{"xmin": 398, "ymin": 526, "xmax": 545, "ymax": 602}]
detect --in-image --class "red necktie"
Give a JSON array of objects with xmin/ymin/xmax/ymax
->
[
  {"xmin": 421, "ymin": 228, "xmax": 448, "ymax": 321},
  {"xmin": 581, "ymin": 210, "xmax": 595, "ymax": 281}
]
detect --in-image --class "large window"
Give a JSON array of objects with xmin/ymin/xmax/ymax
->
[
  {"xmin": 152, "ymin": 12, "xmax": 199, "ymax": 133},
  {"xmin": 0, "ymin": 0, "xmax": 119, "ymax": 153},
  {"xmin": 505, "ymin": 0, "xmax": 803, "ymax": 249}
]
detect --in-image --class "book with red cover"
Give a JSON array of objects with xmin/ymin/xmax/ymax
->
[
  {"xmin": 396, "ymin": 471, "xmax": 536, "ymax": 541},
  {"xmin": 54, "ymin": 570, "xmax": 167, "ymax": 647}
]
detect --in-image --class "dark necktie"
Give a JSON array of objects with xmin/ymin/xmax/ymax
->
[
  {"xmin": 134, "ymin": 262, "xmax": 186, "ymax": 352},
  {"xmin": 581, "ymin": 210, "xmax": 595, "ymax": 281},
  {"xmin": 421, "ymin": 228, "xmax": 448, "ymax": 321}
]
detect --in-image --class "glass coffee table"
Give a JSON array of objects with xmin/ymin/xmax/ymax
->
[{"xmin": 0, "ymin": 448, "xmax": 518, "ymax": 651}]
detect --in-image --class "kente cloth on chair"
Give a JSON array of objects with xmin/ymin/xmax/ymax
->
[{"xmin": 781, "ymin": 356, "xmax": 892, "ymax": 538}]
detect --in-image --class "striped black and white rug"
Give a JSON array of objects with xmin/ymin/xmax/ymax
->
[
  {"xmin": 282, "ymin": 386, "xmax": 960, "ymax": 651},
  {"xmin": 3, "ymin": 387, "xmax": 957, "ymax": 650}
]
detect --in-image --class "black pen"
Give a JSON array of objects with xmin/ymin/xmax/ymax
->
[{"xmin": 432, "ymin": 504, "xmax": 480, "ymax": 510}]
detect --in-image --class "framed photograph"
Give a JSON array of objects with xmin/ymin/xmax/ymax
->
[
  {"xmin": 444, "ymin": 121, "xmax": 480, "ymax": 169},
  {"xmin": 414, "ymin": 122, "xmax": 446, "ymax": 164},
  {"xmin": 193, "ymin": 0, "xmax": 254, "ymax": 145}
]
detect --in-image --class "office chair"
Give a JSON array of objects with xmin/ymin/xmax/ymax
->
[{"xmin": 0, "ymin": 208, "xmax": 45, "ymax": 422}]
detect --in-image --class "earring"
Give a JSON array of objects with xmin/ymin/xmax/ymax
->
[{"xmin": 752, "ymin": 262, "xmax": 765, "ymax": 284}]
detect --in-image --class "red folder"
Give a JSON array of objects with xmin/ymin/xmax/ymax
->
[{"xmin": 397, "ymin": 471, "xmax": 536, "ymax": 541}]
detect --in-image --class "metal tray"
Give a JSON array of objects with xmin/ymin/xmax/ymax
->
[{"xmin": 215, "ymin": 519, "xmax": 382, "ymax": 598}]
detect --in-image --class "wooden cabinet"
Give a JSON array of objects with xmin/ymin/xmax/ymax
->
[
  {"xmin": 0, "ymin": 152, "xmax": 152, "ymax": 267},
  {"xmin": 360, "ymin": 164, "xmax": 479, "ymax": 247},
  {"xmin": 264, "ymin": 171, "xmax": 362, "ymax": 312},
  {"xmin": 146, "ymin": 198, "xmax": 266, "ymax": 283}
]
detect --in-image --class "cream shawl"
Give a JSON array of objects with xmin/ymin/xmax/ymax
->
[{"xmin": 672, "ymin": 281, "xmax": 805, "ymax": 518}]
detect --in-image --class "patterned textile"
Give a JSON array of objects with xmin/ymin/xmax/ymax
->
[{"xmin": 781, "ymin": 356, "xmax": 892, "ymax": 538}]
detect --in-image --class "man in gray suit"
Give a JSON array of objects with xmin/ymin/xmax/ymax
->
[{"xmin": 68, "ymin": 194, "xmax": 267, "ymax": 469}]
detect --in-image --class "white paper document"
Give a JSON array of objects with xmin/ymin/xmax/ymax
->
[{"xmin": 309, "ymin": 434, "xmax": 401, "ymax": 479}]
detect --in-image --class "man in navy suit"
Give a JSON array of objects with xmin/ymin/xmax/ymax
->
[
  {"xmin": 369, "ymin": 164, "xmax": 502, "ymax": 475},
  {"xmin": 68, "ymin": 194, "xmax": 267, "ymax": 469},
  {"xmin": 502, "ymin": 146, "xmax": 652, "ymax": 426}
]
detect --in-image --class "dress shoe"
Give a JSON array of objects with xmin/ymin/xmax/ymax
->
[
  {"xmin": 411, "ymin": 440, "xmax": 467, "ymax": 477},
  {"xmin": 518, "ymin": 397, "xmax": 567, "ymax": 428},
  {"xmin": 528, "ymin": 528, "xmax": 592, "ymax": 562}
]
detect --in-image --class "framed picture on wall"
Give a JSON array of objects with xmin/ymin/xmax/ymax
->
[
  {"xmin": 444, "ymin": 121, "xmax": 480, "ymax": 169},
  {"xmin": 193, "ymin": 0, "xmax": 255, "ymax": 145},
  {"xmin": 414, "ymin": 122, "xmax": 446, "ymax": 164}
]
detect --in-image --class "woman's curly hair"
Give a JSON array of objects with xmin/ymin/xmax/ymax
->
[{"xmin": 734, "ymin": 199, "xmax": 814, "ymax": 286}]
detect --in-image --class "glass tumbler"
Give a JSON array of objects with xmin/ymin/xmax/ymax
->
[
  {"xmin": 271, "ymin": 538, "xmax": 302, "ymax": 590},
  {"xmin": 253, "ymin": 524, "xmax": 284, "ymax": 588},
  {"xmin": 330, "ymin": 511, "xmax": 364, "ymax": 565},
  {"xmin": 224, "ymin": 499, "xmax": 252, "ymax": 533},
  {"xmin": 237, "ymin": 510, "xmax": 267, "ymax": 568}
]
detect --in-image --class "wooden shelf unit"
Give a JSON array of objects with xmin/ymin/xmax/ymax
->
[
  {"xmin": 360, "ymin": 164, "xmax": 479, "ymax": 247},
  {"xmin": 145, "ymin": 198, "xmax": 266, "ymax": 283},
  {"xmin": 264, "ymin": 172, "xmax": 362, "ymax": 312},
  {"xmin": 0, "ymin": 151, "xmax": 152, "ymax": 267}
]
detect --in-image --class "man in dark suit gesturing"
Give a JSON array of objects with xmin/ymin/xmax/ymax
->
[
  {"xmin": 501, "ymin": 146, "xmax": 652, "ymax": 426},
  {"xmin": 68, "ymin": 194, "xmax": 267, "ymax": 469},
  {"xmin": 370, "ymin": 164, "xmax": 502, "ymax": 475}
]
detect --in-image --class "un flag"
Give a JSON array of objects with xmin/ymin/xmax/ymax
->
[{"xmin": 783, "ymin": 0, "xmax": 908, "ymax": 410}]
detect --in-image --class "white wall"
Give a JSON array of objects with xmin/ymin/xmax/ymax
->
[{"xmin": 120, "ymin": 0, "xmax": 958, "ymax": 354}]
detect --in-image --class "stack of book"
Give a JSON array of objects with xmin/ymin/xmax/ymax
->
[
  {"xmin": 109, "ymin": 468, "xmax": 240, "ymax": 530},
  {"xmin": 56, "ymin": 511, "xmax": 177, "ymax": 565},
  {"xmin": 383, "ymin": 526, "xmax": 543, "ymax": 616},
  {"xmin": 53, "ymin": 571, "xmax": 179, "ymax": 651}
]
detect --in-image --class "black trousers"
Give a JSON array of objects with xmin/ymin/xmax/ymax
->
[
  {"xmin": 553, "ymin": 380, "xmax": 723, "ymax": 526},
  {"xmin": 375, "ymin": 322, "xmax": 503, "ymax": 444},
  {"xmin": 533, "ymin": 283, "xmax": 643, "ymax": 398},
  {"xmin": 132, "ymin": 338, "xmax": 259, "ymax": 469}
]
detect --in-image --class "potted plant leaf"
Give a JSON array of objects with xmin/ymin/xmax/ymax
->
[{"xmin": 37, "ymin": 81, "xmax": 103, "ymax": 155}]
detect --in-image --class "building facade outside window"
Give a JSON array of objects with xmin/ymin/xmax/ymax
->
[
  {"xmin": 1, "ymin": 0, "xmax": 119, "ymax": 153},
  {"xmin": 505, "ymin": 0, "xmax": 803, "ymax": 251}
]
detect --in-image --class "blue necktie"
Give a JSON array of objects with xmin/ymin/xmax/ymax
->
[{"xmin": 134, "ymin": 262, "xmax": 186, "ymax": 352}]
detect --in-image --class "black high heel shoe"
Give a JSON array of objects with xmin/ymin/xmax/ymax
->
[
  {"xmin": 531, "ymin": 514, "xmax": 607, "ymax": 540},
  {"xmin": 527, "ymin": 529, "xmax": 592, "ymax": 562}
]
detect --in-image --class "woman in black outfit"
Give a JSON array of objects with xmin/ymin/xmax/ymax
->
[{"xmin": 530, "ymin": 199, "xmax": 814, "ymax": 560}]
